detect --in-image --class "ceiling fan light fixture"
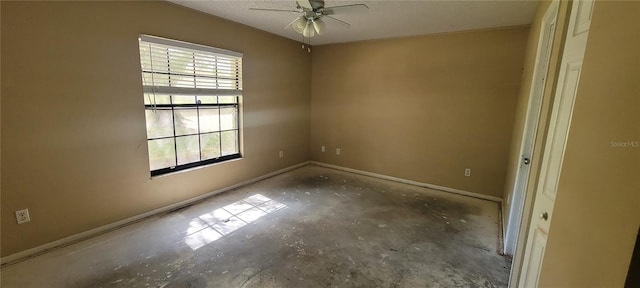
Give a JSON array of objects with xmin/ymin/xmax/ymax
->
[
  {"xmin": 312, "ymin": 18, "xmax": 326, "ymax": 35},
  {"xmin": 302, "ymin": 20, "xmax": 315, "ymax": 37},
  {"xmin": 292, "ymin": 16, "xmax": 307, "ymax": 34}
]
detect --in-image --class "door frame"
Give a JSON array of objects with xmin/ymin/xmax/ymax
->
[
  {"xmin": 504, "ymin": 0, "xmax": 559, "ymax": 256},
  {"xmin": 509, "ymin": 0, "xmax": 595, "ymax": 286}
]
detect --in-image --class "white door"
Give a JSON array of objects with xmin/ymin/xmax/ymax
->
[
  {"xmin": 504, "ymin": 0, "xmax": 558, "ymax": 256},
  {"xmin": 518, "ymin": 0, "xmax": 594, "ymax": 287}
]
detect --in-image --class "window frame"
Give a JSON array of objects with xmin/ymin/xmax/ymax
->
[{"xmin": 138, "ymin": 35, "xmax": 243, "ymax": 177}]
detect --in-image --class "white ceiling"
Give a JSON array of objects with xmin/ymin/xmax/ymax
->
[{"xmin": 168, "ymin": 0, "xmax": 540, "ymax": 45}]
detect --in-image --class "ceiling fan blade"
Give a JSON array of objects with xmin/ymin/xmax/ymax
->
[
  {"xmin": 322, "ymin": 4, "xmax": 369, "ymax": 15},
  {"xmin": 322, "ymin": 15, "xmax": 351, "ymax": 29},
  {"xmin": 249, "ymin": 8, "xmax": 300, "ymax": 13},
  {"xmin": 284, "ymin": 17, "xmax": 299, "ymax": 30},
  {"xmin": 296, "ymin": 0, "xmax": 313, "ymax": 10}
]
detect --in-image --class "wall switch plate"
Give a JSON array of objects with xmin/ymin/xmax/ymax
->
[
  {"xmin": 16, "ymin": 209, "xmax": 31, "ymax": 224},
  {"xmin": 336, "ymin": 148, "xmax": 341, "ymax": 155},
  {"xmin": 279, "ymin": 151, "xmax": 284, "ymax": 158},
  {"xmin": 321, "ymin": 146, "xmax": 325, "ymax": 152},
  {"xmin": 465, "ymin": 168, "xmax": 471, "ymax": 177}
]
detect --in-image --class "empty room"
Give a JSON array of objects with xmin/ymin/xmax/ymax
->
[{"xmin": 1, "ymin": 0, "xmax": 638, "ymax": 287}]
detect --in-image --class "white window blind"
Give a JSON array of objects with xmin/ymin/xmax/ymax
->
[
  {"xmin": 138, "ymin": 35, "xmax": 243, "ymax": 176},
  {"xmin": 139, "ymin": 35, "xmax": 242, "ymax": 96}
]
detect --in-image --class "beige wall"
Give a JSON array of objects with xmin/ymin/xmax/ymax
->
[
  {"xmin": 1, "ymin": 1, "xmax": 310, "ymax": 257},
  {"xmin": 539, "ymin": 0, "xmax": 640, "ymax": 286},
  {"xmin": 310, "ymin": 27, "xmax": 529, "ymax": 198},
  {"xmin": 501, "ymin": 0, "xmax": 570, "ymax": 249}
]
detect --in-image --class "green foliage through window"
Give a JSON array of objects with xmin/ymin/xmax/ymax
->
[{"xmin": 139, "ymin": 35, "xmax": 242, "ymax": 176}]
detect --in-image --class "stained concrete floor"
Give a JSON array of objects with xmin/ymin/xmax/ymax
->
[{"xmin": 1, "ymin": 165, "xmax": 511, "ymax": 287}]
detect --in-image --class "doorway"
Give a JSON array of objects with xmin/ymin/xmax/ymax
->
[{"xmin": 504, "ymin": 0, "xmax": 559, "ymax": 256}]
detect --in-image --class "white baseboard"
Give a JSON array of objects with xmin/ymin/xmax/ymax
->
[
  {"xmin": 0, "ymin": 161, "xmax": 309, "ymax": 266},
  {"xmin": 2, "ymin": 160, "xmax": 501, "ymax": 266},
  {"xmin": 310, "ymin": 161, "xmax": 502, "ymax": 203}
]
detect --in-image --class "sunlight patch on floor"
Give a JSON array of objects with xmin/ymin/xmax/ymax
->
[{"xmin": 185, "ymin": 194, "xmax": 286, "ymax": 250}]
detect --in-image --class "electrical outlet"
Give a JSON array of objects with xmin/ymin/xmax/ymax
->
[
  {"xmin": 16, "ymin": 209, "xmax": 31, "ymax": 224},
  {"xmin": 279, "ymin": 151, "xmax": 284, "ymax": 158},
  {"xmin": 321, "ymin": 146, "xmax": 325, "ymax": 152},
  {"xmin": 465, "ymin": 168, "xmax": 471, "ymax": 177},
  {"xmin": 336, "ymin": 148, "xmax": 341, "ymax": 155}
]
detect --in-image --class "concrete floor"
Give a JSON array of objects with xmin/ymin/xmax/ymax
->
[{"xmin": 1, "ymin": 165, "xmax": 511, "ymax": 287}]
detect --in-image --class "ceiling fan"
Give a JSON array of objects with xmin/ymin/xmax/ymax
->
[{"xmin": 249, "ymin": 0, "xmax": 369, "ymax": 38}]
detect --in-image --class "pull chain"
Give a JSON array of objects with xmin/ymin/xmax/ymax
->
[{"xmin": 300, "ymin": 29, "xmax": 311, "ymax": 53}]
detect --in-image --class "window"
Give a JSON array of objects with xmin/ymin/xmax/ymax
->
[{"xmin": 138, "ymin": 35, "xmax": 243, "ymax": 176}]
